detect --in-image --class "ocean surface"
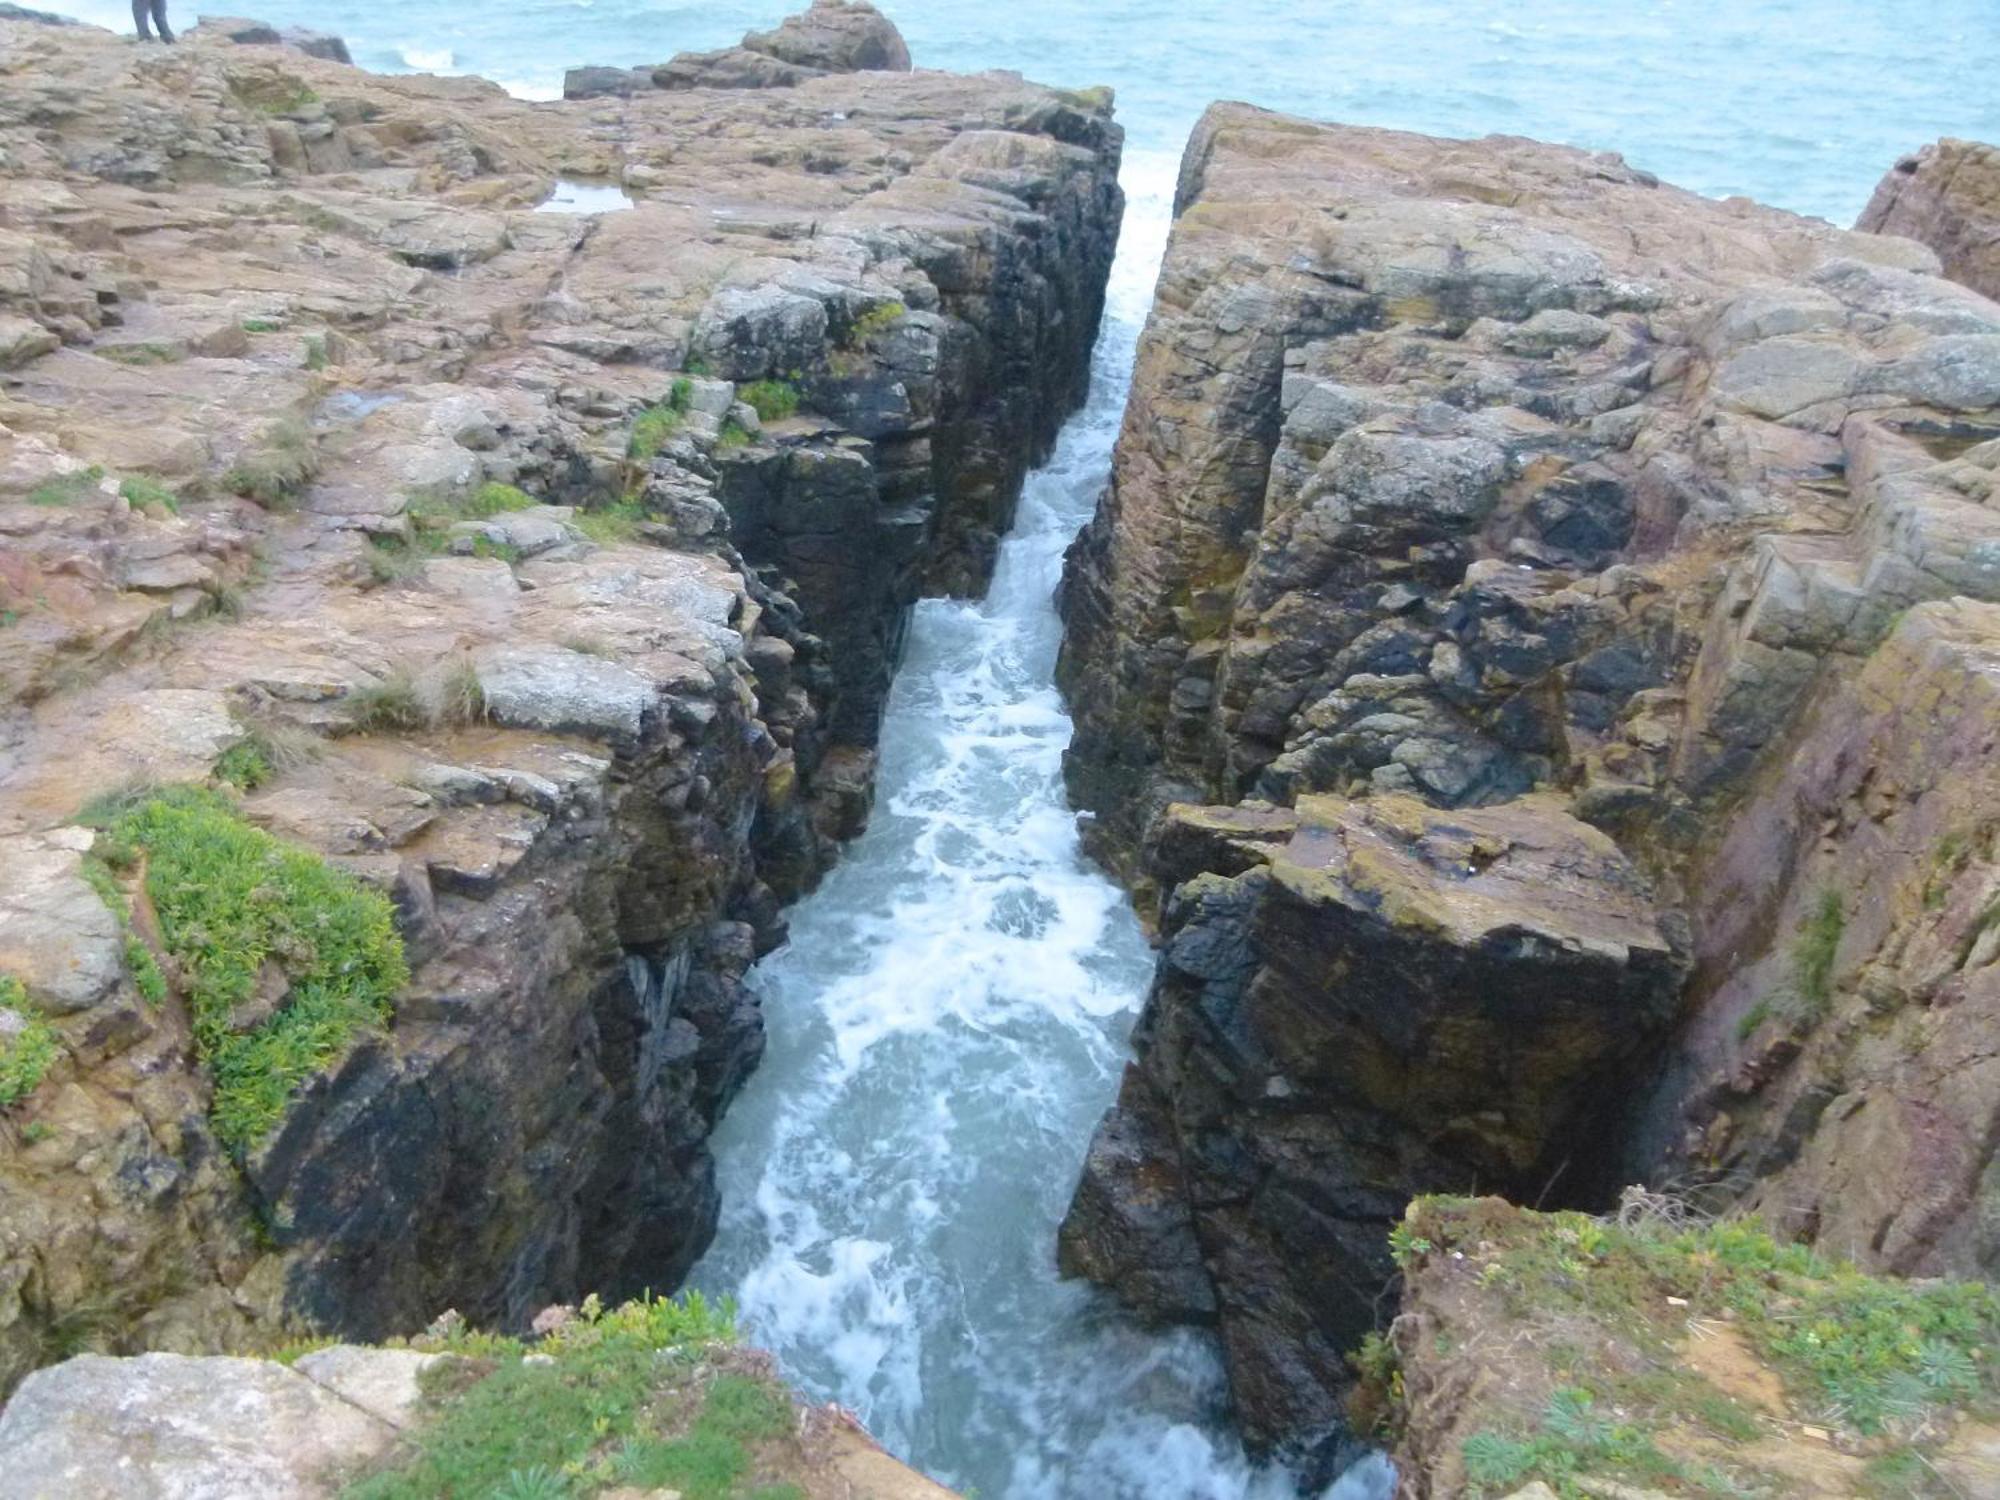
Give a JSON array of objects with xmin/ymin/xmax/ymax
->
[{"xmin": 31, "ymin": 1, "xmax": 1998, "ymax": 1495}]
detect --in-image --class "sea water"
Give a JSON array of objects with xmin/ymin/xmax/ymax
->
[{"xmin": 35, "ymin": 1, "xmax": 1999, "ymax": 1493}]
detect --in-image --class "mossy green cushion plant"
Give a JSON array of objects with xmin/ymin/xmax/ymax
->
[
  {"xmin": 84, "ymin": 787, "xmax": 406, "ymax": 1153},
  {"xmin": 0, "ymin": 975, "xmax": 60, "ymax": 1108}
]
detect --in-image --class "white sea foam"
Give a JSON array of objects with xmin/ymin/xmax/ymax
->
[
  {"xmin": 692, "ymin": 149, "xmax": 1390, "ymax": 1499},
  {"xmin": 398, "ymin": 45, "xmax": 453, "ymax": 70}
]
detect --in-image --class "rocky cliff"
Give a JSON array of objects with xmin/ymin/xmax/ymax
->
[
  {"xmin": 1055, "ymin": 103, "xmax": 2000, "ymax": 1458},
  {"xmin": 0, "ymin": 9, "xmax": 1119, "ymax": 1395},
  {"xmin": 1860, "ymin": 138, "xmax": 2000, "ymax": 303}
]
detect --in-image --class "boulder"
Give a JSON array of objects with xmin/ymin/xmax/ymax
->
[
  {"xmin": 194, "ymin": 15, "xmax": 353, "ymax": 64},
  {"xmin": 1859, "ymin": 137, "xmax": 2000, "ymax": 301},
  {"xmin": 742, "ymin": 0, "xmax": 911, "ymax": 73},
  {"xmin": 652, "ymin": 0, "xmax": 911, "ymax": 91},
  {"xmin": 0, "ymin": 1353, "xmax": 399, "ymax": 1499},
  {"xmin": 562, "ymin": 63, "xmax": 651, "ymax": 100}
]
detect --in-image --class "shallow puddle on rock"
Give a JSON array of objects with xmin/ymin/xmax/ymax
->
[{"xmin": 533, "ymin": 179, "xmax": 635, "ymax": 215}]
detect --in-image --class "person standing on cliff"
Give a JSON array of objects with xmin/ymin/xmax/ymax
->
[{"xmin": 132, "ymin": 0, "xmax": 173, "ymax": 43}]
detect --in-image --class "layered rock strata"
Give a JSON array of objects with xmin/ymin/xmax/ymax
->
[
  {"xmin": 1060, "ymin": 794, "xmax": 1685, "ymax": 1448},
  {"xmin": 0, "ymin": 12, "xmax": 1118, "ymax": 1393},
  {"xmin": 1860, "ymin": 137, "xmax": 2000, "ymax": 302},
  {"xmin": 1056, "ymin": 103, "xmax": 2000, "ymax": 1453}
]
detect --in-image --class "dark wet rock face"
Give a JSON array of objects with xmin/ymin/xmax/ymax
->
[
  {"xmin": 1060, "ymin": 794, "xmax": 1685, "ymax": 1449},
  {"xmin": 1055, "ymin": 104, "xmax": 2000, "ymax": 1456}
]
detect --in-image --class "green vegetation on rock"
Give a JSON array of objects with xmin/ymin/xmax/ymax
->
[
  {"xmin": 342, "ymin": 1291, "xmax": 816, "ymax": 1500},
  {"xmin": 624, "ymin": 402, "xmax": 688, "ymax": 462},
  {"xmin": 223, "ymin": 420, "xmax": 318, "ymax": 509},
  {"xmin": 572, "ymin": 501, "xmax": 646, "ymax": 545},
  {"xmin": 0, "ymin": 975, "xmax": 60, "ymax": 1108},
  {"xmin": 1361, "ymin": 1197, "xmax": 2000, "ymax": 1499},
  {"xmin": 118, "ymin": 475, "xmax": 181, "ymax": 515},
  {"xmin": 1789, "ymin": 886, "xmax": 1845, "ymax": 1017},
  {"xmin": 736, "ymin": 380, "xmax": 799, "ymax": 423},
  {"xmin": 28, "ymin": 467, "xmax": 106, "ymax": 507},
  {"xmin": 99, "ymin": 342, "xmax": 184, "ymax": 366},
  {"xmin": 77, "ymin": 855, "xmax": 169, "ymax": 1006},
  {"xmin": 81, "ymin": 786, "xmax": 406, "ymax": 1152},
  {"xmin": 214, "ymin": 738, "xmax": 275, "ymax": 791}
]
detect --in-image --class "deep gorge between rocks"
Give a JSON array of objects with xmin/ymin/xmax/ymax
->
[{"xmin": 687, "ymin": 167, "xmax": 1385, "ymax": 1500}]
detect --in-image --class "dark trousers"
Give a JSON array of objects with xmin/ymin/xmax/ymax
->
[{"xmin": 132, "ymin": 0, "xmax": 172, "ymax": 41}]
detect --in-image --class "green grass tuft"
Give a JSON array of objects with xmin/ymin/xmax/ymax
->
[
  {"xmin": 464, "ymin": 482, "xmax": 539, "ymax": 517},
  {"xmin": 119, "ymin": 476, "xmax": 181, "ymax": 515},
  {"xmin": 214, "ymin": 738, "xmax": 274, "ymax": 791},
  {"xmin": 573, "ymin": 501, "xmax": 646, "ymax": 545},
  {"xmin": 717, "ymin": 417, "xmax": 754, "ymax": 452},
  {"xmin": 628, "ymin": 404, "xmax": 685, "ymax": 462},
  {"xmin": 223, "ymin": 421, "xmax": 318, "ymax": 509},
  {"xmin": 0, "ymin": 975, "xmax": 61, "ymax": 1108},
  {"xmin": 1791, "ymin": 887, "xmax": 1845, "ymax": 1014},
  {"xmin": 1733, "ymin": 997, "xmax": 1772, "ymax": 1044},
  {"xmin": 343, "ymin": 668, "xmax": 428, "ymax": 733},
  {"xmin": 82, "ymin": 786, "xmax": 406, "ymax": 1152},
  {"xmin": 737, "ymin": 380, "xmax": 799, "ymax": 423}
]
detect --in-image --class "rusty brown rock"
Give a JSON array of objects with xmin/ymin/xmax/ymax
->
[{"xmin": 1859, "ymin": 138, "xmax": 2000, "ymax": 301}]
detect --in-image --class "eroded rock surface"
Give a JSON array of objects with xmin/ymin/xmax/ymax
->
[
  {"xmin": 1055, "ymin": 103, "xmax": 2000, "ymax": 1455},
  {"xmin": 1860, "ymin": 138, "xmax": 2000, "ymax": 301},
  {"xmin": 1060, "ymin": 794, "xmax": 1685, "ymax": 1448},
  {"xmin": 0, "ymin": 10, "xmax": 1118, "ymax": 1394},
  {"xmin": 569, "ymin": 0, "xmax": 912, "ymax": 99}
]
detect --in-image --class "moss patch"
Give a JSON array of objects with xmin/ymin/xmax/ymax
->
[
  {"xmin": 81, "ymin": 786, "xmax": 406, "ymax": 1152},
  {"xmin": 28, "ymin": 467, "xmax": 106, "ymax": 507}
]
